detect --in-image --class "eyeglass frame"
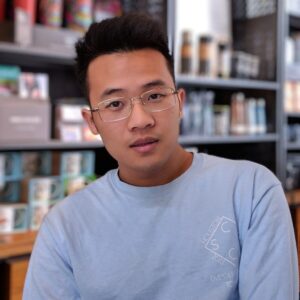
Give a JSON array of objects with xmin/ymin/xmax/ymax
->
[{"xmin": 89, "ymin": 86, "xmax": 179, "ymax": 123}]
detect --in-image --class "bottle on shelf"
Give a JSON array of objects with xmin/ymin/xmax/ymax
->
[
  {"xmin": 198, "ymin": 35, "xmax": 215, "ymax": 77},
  {"xmin": 180, "ymin": 30, "xmax": 193, "ymax": 75}
]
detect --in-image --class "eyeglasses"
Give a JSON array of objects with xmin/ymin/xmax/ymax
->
[{"xmin": 90, "ymin": 87, "xmax": 178, "ymax": 122}]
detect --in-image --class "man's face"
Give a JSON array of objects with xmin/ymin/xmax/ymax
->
[{"xmin": 83, "ymin": 49, "xmax": 185, "ymax": 184}]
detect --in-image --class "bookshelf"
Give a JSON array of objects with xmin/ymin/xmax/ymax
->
[{"xmin": 284, "ymin": 6, "xmax": 300, "ymax": 190}]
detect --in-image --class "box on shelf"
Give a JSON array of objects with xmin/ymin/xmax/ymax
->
[
  {"xmin": 0, "ymin": 21, "xmax": 81, "ymax": 56},
  {"xmin": 0, "ymin": 180, "xmax": 21, "ymax": 203},
  {"xmin": 52, "ymin": 151, "xmax": 95, "ymax": 177},
  {"xmin": 0, "ymin": 152, "xmax": 21, "ymax": 181},
  {"xmin": 21, "ymin": 151, "xmax": 52, "ymax": 177},
  {"xmin": 0, "ymin": 95, "xmax": 50, "ymax": 142},
  {"xmin": 32, "ymin": 24, "xmax": 82, "ymax": 54},
  {"xmin": 29, "ymin": 202, "xmax": 49, "ymax": 230},
  {"xmin": 0, "ymin": 203, "xmax": 28, "ymax": 233},
  {"xmin": 22, "ymin": 176, "xmax": 64, "ymax": 204}
]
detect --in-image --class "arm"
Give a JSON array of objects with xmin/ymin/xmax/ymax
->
[
  {"xmin": 239, "ymin": 184, "xmax": 299, "ymax": 299},
  {"xmin": 23, "ymin": 217, "xmax": 80, "ymax": 300}
]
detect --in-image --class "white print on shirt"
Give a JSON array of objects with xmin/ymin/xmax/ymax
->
[{"xmin": 201, "ymin": 216, "xmax": 239, "ymax": 267}]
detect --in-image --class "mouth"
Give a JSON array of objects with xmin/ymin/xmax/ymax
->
[{"xmin": 130, "ymin": 137, "xmax": 159, "ymax": 153}]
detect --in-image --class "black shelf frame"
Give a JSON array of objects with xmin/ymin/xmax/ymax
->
[
  {"xmin": 176, "ymin": 74, "xmax": 279, "ymax": 90},
  {"xmin": 179, "ymin": 134, "xmax": 278, "ymax": 145},
  {"xmin": 0, "ymin": 42, "xmax": 75, "ymax": 66}
]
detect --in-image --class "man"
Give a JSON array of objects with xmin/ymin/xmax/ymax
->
[{"xmin": 24, "ymin": 13, "xmax": 298, "ymax": 299}]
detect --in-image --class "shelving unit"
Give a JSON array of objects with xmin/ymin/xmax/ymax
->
[
  {"xmin": 173, "ymin": 0, "xmax": 282, "ymax": 176},
  {"xmin": 283, "ymin": 7, "xmax": 300, "ymax": 190}
]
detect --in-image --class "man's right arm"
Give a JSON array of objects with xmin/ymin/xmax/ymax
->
[{"xmin": 23, "ymin": 218, "xmax": 80, "ymax": 300}]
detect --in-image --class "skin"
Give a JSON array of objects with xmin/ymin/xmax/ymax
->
[{"xmin": 82, "ymin": 49, "xmax": 193, "ymax": 186}]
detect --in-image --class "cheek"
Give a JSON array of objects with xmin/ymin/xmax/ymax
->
[{"xmin": 97, "ymin": 125, "xmax": 126, "ymax": 157}]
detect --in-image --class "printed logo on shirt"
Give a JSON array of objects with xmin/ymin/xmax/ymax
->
[{"xmin": 201, "ymin": 216, "xmax": 239, "ymax": 267}]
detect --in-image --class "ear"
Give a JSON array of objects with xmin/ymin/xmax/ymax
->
[
  {"xmin": 82, "ymin": 108, "xmax": 99, "ymax": 135},
  {"xmin": 177, "ymin": 88, "xmax": 186, "ymax": 118}
]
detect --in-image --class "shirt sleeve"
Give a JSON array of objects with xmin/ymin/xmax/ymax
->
[
  {"xmin": 23, "ymin": 217, "xmax": 81, "ymax": 300},
  {"xmin": 238, "ymin": 183, "xmax": 299, "ymax": 299}
]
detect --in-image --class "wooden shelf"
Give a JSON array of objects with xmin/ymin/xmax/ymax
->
[
  {"xmin": 176, "ymin": 74, "xmax": 279, "ymax": 90},
  {"xmin": 179, "ymin": 133, "xmax": 278, "ymax": 145},
  {"xmin": 0, "ymin": 231, "xmax": 37, "ymax": 260}
]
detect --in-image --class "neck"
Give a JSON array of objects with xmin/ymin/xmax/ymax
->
[{"xmin": 118, "ymin": 147, "xmax": 193, "ymax": 187}]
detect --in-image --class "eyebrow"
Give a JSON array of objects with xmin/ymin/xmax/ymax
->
[
  {"xmin": 142, "ymin": 79, "xmax": 168, "ymax": 90},
  {"xmin": 100, "ymin": 79, "xmax": 168, "ymax": 100}
]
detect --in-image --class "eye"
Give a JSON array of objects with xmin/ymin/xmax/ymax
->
[
  {"xmin": 103, "ymin": 99, "xmax": 125, "ymax": 110},
  {"xmin": 147, "ymin": 92, "xmax": 165, "ymax": 102}
]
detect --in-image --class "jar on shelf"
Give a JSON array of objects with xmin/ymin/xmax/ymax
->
[
  {"xmin": 198, "ymin": 35, "xmax": 215, "ymax": 77},
  {"xmin": 180, "ymin": 30, "xmax": 193, "ymax": 74},
  {"xmin": 217, "ymin": 42, "xmax": 231, "ymax": 78}
]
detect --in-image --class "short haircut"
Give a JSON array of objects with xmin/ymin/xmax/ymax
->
[{"xmin": 75, "ymin": 12, "xmax": 174, "ymax": 96}]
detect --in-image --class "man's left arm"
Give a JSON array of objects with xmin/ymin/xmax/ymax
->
[{"xmin": 239, "ymin": 183, "xmax": 299, "ymax": 299}]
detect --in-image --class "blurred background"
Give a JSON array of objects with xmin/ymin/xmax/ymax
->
[{"xmin": 0, "ymin": 0, "xmax": 300, "ymax": 298}]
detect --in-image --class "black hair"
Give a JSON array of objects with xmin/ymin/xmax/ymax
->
[{"xmin": 75, "ymin": 12, "xmax": 174, "ymax": 95}]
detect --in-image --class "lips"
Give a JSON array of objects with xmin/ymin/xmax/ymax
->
[{"xmin": 129, "ymin": 137, "xmax": 159, "ymax": 153}]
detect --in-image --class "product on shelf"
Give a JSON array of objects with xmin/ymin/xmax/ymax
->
[
  {"xmin": 55, "ymin": 102, "xmax": 101, "ymax": 141},
  {"xmin": 19, "ymin": 72, "xmax": 49, "ymax": 101},
  {"xmin": 39, "ymin": 0, "xmax": 64, "ymax": 28},
  {"xmin": 52, "ymin": 151, "xmax": 95, "ymax": 177},
  {"xmin": 230, "ymin": 93, "xmax": 267, "ymax": 135},
  {"xmin": 198, "ymin": 35, "xmax": 216, "ymax": 77},
  {"xmin": 217, "ymin": 42, "xmax": 231, "ymax": 78},
  {"xmin": 214, "ymin": 105, "xmax": 230, "ymax": 136},
  {"xmin": 0, "ymin": 152, "xmax": 21, "ymax": 181},
  {"xmin": 21, "ymin": 151, "xmax": 52, "ymax": 177},
  {"xmin": 65, "ymin": 0, "xmax": 93, "ymax": 33},
  {"xmin": 180, "ymin": 30, "xmax": 193, "ymax": 74},
  {"xmin": 0, "ymin": 96, "xmax": 51, "ymax": 141},
  {"xmin": 14, "ymin": 0, "xmax": 36, "ymax": 24},
  {"xmin": 285, "ymin": 81, "xmax": 300, "ymax": 112},
  {"xmin": 0, "ymin": 64, "xmax": 21, "ymax": 96},
  {"xmin": 0, "ymin": 180, "xmax": 21, "ymax": 203},
  {"xmin": 0, "ymin": 203, "xmax": 28, "ymax": 233},
  {"xmin": 22, "ymin": 176, "xmax": 64, "ymax": 204},
  {"xmin": 93, "ymin": 0, "xmax": 122, "ymax": 22},
  {"xmin": 231, "ymin": 51, "xmax": 260, "ymax": 79}
]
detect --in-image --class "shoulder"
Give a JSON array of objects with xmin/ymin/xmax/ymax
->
[
  {"xmin": 199, "ymin": 153, "xmax": 280, "ymax": 188},
  {"xmin": 43, "ymin": 169, "xmax": 117, "ymax": 229}
]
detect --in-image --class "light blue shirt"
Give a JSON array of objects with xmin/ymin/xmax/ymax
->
[{"xmin": 23, "ymin": 153, "xmax": 299, "ymax": 299}]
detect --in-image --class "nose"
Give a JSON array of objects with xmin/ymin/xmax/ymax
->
[{"xmin": 127, "ymin": 98, "xmax": 155, "ymax": 131}]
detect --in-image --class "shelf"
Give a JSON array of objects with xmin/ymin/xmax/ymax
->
[
  {"xmin": 286, "ymin": 142, "xmax": 300, "ymax": 150},
  {"xmin": 0, "ymin": 140, "xmax": 104, "ymax": 151},
  {"xmin": 176, "ymin": 75, "xmax": 279, "ymax": 90},
  {"xmin": 0, "ymin": 231, "xmax": 37, "ymax": 260},
  {"xmin": 286, "ymin": 112, "xmax": 300, "ymax": 118},
  {"xmin": 0, "ymin": 42, "xmax": 75, "ymax": 65},
  {"xmin": 179, "ymin": 133, "xmax": 278, "ymax": 145}
]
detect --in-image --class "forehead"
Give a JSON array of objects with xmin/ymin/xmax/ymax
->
[{"xmin": 87, "ymin": 49, "xmax": 173, "ymax": 93}]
